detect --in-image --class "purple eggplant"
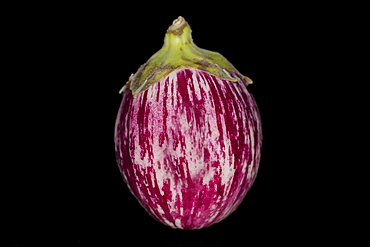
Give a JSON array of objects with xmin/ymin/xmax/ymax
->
[{"xmin": 115, "ymin": 16, "xmax": 262, "ymax": 229}]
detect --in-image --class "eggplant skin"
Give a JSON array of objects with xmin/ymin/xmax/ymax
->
[{"xmin": 115, "ymin": 68, "xmax": 262, "ymax": 229}]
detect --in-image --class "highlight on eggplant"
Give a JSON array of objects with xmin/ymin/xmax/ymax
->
[{"xmin": 114, "ymin": 16, "xmax": 262, "ymax": 229}]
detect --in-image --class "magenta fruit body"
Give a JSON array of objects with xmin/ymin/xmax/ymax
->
[{"xmin": 114, "ymin": 68, "xmax": 262, "ymax": 229}]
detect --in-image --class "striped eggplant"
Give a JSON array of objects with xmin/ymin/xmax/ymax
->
[{"xmin": 114, "ymin": 16, "xmax": 262, "ymax": 229}]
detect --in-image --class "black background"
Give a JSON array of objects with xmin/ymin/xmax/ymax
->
[{"xmin": 7, "ymin": 2, "xmax": 363, "ymax": 246}]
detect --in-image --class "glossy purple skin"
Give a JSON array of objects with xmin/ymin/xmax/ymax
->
[{"xmin": 115, "ymin": 68, "xmax": 262, "ymax": 229}]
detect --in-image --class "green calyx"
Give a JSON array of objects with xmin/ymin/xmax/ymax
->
[{"xmin": 121, "ymin": 16, "xmax": 252, "ymax": 97}]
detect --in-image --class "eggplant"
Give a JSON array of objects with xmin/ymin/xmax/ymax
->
[{"xmin": 115, "ymin": 16, "xmax": 262, "ymax": 229}]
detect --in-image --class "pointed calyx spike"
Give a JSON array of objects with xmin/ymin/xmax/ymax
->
[{"xmin": 122, "ymin": 16, "xmax": 252, "ymax": 97}]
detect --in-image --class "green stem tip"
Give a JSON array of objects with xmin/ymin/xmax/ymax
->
[{"xmin": 121, "ymin": 16, "xmax": 252, "ymax": 97}]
